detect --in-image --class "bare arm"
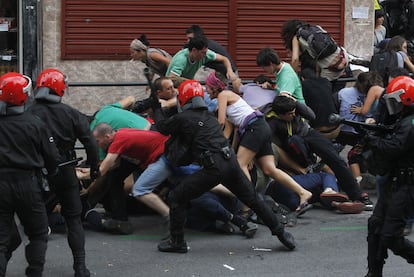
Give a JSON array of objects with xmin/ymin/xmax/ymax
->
[
  {"xmin": 404, "ymin": 55, "xmax": 414, "ymax": 73},
  {"xmin": 118, "ymin": 96, "xmax": 135, "ymax": 109},
  {"xmin": 150, "ymin": 51, "xmax": 171, "ymax": 67},
  {"xmin": 159, "ymin": 97, "xmax": 178, "ymax": 109},
  {"xmin": 99, "ymin": 153, "xmax": 120, "ymax": 176},
  {"xmin": 290, "ymin": 36, "xmax": 301, "ymax": 72},
  {"xmin": 350, "ymin": 86, "xmax": 383, "ymax": 115},
  {"xmin": 231, "ymin": 78, "xmax": 243, "ymax": 94},
  {"xmin": 217, "ymin": 92, "xmax": 230, "ymax": 128}
]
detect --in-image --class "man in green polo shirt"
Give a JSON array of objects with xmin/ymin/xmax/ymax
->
[
  {"xmin": 256, "ymin": 47, "xmax": 305, "ymax": 103},
  {"xmin": 166, "ymin": 35, "xmax": 237, "ymax": 87}
]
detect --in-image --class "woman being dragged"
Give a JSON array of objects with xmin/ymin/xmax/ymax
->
[{"xmin": 205, "ymin": 71, "xmax": 312, "ymax": 214}]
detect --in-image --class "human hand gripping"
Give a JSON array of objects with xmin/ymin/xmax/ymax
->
[
  {"xmin": 227, "ymin": 72, "xmax": 237, "ymax": 83},
  {"xmin": 350, "ymin": 105, "xmax": 361, "ymax": 114}
]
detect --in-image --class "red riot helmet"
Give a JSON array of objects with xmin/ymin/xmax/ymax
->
[
  {"xmin": 36, "ymin": 68, "xmax": 68, "ymax": 97},
  {"xmin": 384, "ymin": 76, "xmax": 414, "ymax": 114},
  {"xmin": 177, "ymin": 80, "xmax": 205, "ymax": 106},
  {"xmin": 0, "ymin": 72, "xmax": 32, "ymax": 106}
]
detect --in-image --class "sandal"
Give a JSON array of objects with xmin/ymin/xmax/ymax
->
[
  {"xmin": 296, "ymin": 201, "xmax": 313, "ymax": 217},
  {"xmin": 320, "ymin": 192, "xmax": 349, "ymax": 208}
]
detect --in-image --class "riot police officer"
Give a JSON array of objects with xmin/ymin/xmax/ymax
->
[
  {"xmin": 29, "ymin": 68, "xmax": 99, "ymax": 277},
  {"xmin": 365, "ymin": 76, "xmax": 414, "ymax": 276},
  {"xmin": 0, "ymin": 72, "xmax": 59, "ymax": 276},
  {"xmin": 153, "ymin": 80, "xmax": 296, "ymax": 253}
]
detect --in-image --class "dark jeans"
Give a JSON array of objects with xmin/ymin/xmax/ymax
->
[
  {"xmin": 304, "ymin": 129, "xmax": 362, "ymax": 200},
  {"xmin": 186, "ymin": 191, "xmax": 239, "ymax": 231},
  {"xmin": 367, "ymin": 182, "xmax": 414, "ymax": 274},
  {"xmin": 48, "ymin": 165, "xmax": 86, "ymax": 267},
  {"xmin": 168, "ymin": 150, "xmax": 283, "ymax": 238},
  {"xmin": 87, "ymin": 159, "xmax": 137, "ymax": 221},
  {"xmin": 266, "ymin": 172, "xmax": 339, "ymax": 211},
  {"xmin": 0, "ymin": 169, "xmax": 48, "ymax": 277}
]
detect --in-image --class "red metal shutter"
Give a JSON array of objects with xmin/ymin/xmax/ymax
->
[
  {"xmin": 233, "ymin": 0, "xmax": 344, "ymax": 80},
  {"xmin": 61, "ymin": 0, "xmax": 343, "ymax": 80},
  {"xmin": 61, "ymin": 0, "xmax": 230, "ymax": 60}
]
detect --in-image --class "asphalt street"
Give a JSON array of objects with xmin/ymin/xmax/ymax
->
[{"xmin": 5, "ymin": 191, "xmax": 414, "ymax": 277}]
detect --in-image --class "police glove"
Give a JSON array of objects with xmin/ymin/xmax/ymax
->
[
  {"xmin": 90, "ymin": 165, "xmax": 100, "ymax": 181},
  {"xmin": 150, "ymin": 94, "xmax": 161, "ymax": 110}
]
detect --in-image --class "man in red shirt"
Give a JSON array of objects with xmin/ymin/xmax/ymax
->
[{"xmin": 92, "ymin": 123, "xmax": 171, "ymax": 229}]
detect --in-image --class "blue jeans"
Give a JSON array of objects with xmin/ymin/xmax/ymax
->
[
  {"xmin": 266, "ymin": 172, "xmax": 339, "ymax": 211},
  {"xmin": 132, "ymin": 156, "xmax": 173, "ymax": 197}
]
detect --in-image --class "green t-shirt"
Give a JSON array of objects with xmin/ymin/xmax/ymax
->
[
  {"xmin": 275, "ymin": 62, "xmax": 305, "ymax": 103},
  {"xmin": 166, "ymin": 48, "xmax": 217, "ymax": 79},
  {"xmin": 90, "ymin": 102, "xmax": 150, "ymax": 160}
]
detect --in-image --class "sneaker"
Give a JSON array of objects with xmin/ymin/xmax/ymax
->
[
  {"xmin": 102, "ymin": 219, "xmax": 133, "ymax": 235},
  {"xmin": 276, "ymin": 230, "xmax": 296, "ymax": 250},
  {"xmin": 332, "ymin": 201, "xmax": 365, "ymax": 214},
  {"xmin": 240, "ymin": 222, "xmax": 258, "ymax": 238},
  {"xmin": 215, "ymin": 221, "xmax": 235, "ymax": 234},
  {"xmin": 158, "ymin": 238, "xmax": 188, "ymax": 253},
  {"xmin": 360, "ymin": 192, "xmax": 374, "ymax": 211}
]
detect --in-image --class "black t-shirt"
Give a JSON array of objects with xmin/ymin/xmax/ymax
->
[
  {"xmin": 302, "ymin": 77, "xmax": 338, "ymax": 128},
  {"xmin": 205, "ymin": 39, "xmax": 237, "ymax": 75}
]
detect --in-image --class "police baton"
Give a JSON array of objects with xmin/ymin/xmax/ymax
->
[{"xmin": 58, "ymin": 157, "xmax": 83, "ymax": 167}]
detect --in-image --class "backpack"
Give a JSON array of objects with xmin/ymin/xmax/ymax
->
[
  {"xmin": 286, "ymin": 135, "xmax": 316, "ymax": 167},
  {"xmin": 369, "ymin": 50, "xmax": 399, "ymax": 85},
  {"xmin": 297, "ymin": 25, "xmax": 338, "ymax": 60}
]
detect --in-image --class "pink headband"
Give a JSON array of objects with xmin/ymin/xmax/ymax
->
[{"xmin": 206, "ymin": 72, "xmax": 227, "ymax": 91}]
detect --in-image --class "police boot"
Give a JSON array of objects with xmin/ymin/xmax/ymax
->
[
  {"xmin": 273, "ymin": 229, "xmax": 296, "ymax": 250},
  {"xmin": 389, "ymin": 237, "xmax": 414, "ymax": 264},
  {"xmin": 158, "ymin": 234, "xmax": 188, "ymax": 253},
  {"xmin": 366, "ymin": 235, "xmax": 385, "ymax": 277},
  {"xmin": 73, "ymin": 264, "xmax": 90, "ymax": 277},
  {"xmin": 73, "ymin": 254, "xmax": 90, "ymax": 277},
  {"xmin": 364, "ymin": 271, "xmax": 382, "ymax": 277},
  {"xmin": 365, "ymin": 260, "xmax": 383, "ymax": 277}
]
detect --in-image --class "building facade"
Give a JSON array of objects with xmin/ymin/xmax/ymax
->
[{"xmin": 2, "ymin": 0, "xmax": 374, "ymax": 114}]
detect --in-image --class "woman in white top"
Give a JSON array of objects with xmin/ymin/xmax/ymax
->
[{"xmin": 205, "ymin": 71, "xmax": 312, "ymax": 212}]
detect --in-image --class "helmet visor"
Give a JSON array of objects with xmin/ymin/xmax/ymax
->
[
  {"xmin": 383, "ymin": 89, "xmax": 404, "ymax": 115},
  {"xmin": 64, "ymin": 74, "xmax": 69, "ymax": 95},
  {"xmin": 22, "ymin": 75, "xmax": 33, "ymax": 97}
]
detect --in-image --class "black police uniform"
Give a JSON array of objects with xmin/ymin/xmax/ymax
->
[
  {"xmin": 153, "ymin": 100, "xmax": 296, "ymax": 252},
  {"xmin": 366, "ymin": 110, "xmax": 414, "ymax": 276},
  {"xmin": 29, "ymin": 99, "xmax": 99, "ymax": 276},
  {"xmin": 0, "ymin": 111, "xmax": 59, "ymax": 276}
]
